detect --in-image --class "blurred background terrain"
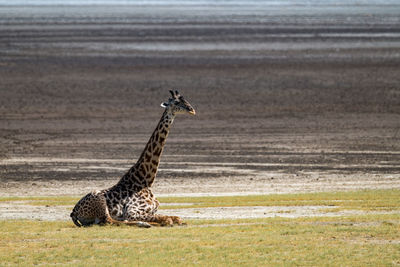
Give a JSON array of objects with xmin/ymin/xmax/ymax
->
[{"xmin": 0, "ymin": 0, "xmax": 399, "ymax": 196}]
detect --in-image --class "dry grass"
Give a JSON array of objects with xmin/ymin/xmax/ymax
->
[
  {"xmin": 0, "ymin": 215, "xmax": 399, "ymax": 266},
  {"xmin": 0, "ymin": 189, "xmax": 399, "ymax": 266}
]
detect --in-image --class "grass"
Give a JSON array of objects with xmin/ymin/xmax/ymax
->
[
  {"xmin": 0, "ymin": 189, "xmax": 399, "ymax": 266},
  {"xmin": 0, "ymin": 214, "xmax": 399, "ymax": 266},
  {"xmin": 1, "ymin": 189, "xmax": 399, "ymax": 212},
  {"xmin": 159, "ymin": 189, "xmax": 400, "ymax": 211}
]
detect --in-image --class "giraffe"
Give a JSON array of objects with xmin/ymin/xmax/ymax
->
[{"xmin": 70, "ymin": 90, "xmax": 196, "ymax": 227}]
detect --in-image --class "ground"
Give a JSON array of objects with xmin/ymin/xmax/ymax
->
[
  {"xmin": 0, "ymin": 1, "xmax": 399, "ymax": 221},
  {"xmin": 0, "ymin": 3, "xmax": 400, "ymax": 266}
]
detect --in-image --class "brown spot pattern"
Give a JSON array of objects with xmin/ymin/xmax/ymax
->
[{"xmin": 71, "ymin": 100, "xmax": 194, "ymax": 226}]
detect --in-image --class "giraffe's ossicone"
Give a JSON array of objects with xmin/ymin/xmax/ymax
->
[{"xmin": 70, "ymin": 90, "xmax": 195, "ymax": 227}]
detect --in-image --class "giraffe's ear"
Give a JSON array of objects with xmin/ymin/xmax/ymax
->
[{"xmin": 160, "ymin": 102, "xmax": 168, "ymax": 108}]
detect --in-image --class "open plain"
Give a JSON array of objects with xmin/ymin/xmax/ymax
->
[
  {"xmin": 1, "ymin": 2, "xmax": 399, "ymax": 202},
  {"xmin": 0, "ymin": 1, "xmax": 400, "ymax": 265}
]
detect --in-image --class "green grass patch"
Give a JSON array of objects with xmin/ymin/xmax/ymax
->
[
  {"xmin": 0, "ymin": 214, "xmax": 399, "ymax": 266},
  {"xmin": 161, "ymin": 189, "xmax": 400, "ymax": 211}
]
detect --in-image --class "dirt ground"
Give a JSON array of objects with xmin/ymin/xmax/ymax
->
[
  {"xmin": 0, "ymin": 3, "xmax": 399, "ymax": 220},
  {"xmin": 1, "ymin": 61, "xmax": 399, "ymax": 198}
]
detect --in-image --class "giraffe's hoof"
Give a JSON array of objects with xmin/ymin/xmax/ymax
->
[{"xmin": 171, "ymin": 216, "xmax": 183, "ymax": 225}]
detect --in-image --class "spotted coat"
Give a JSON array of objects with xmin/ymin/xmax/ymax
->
[{"xmin": 70, "ymin": 91, "xmax": 194, "ymax": 227}]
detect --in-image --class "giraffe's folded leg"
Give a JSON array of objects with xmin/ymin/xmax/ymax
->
[
  {"xmin": 106, "ymin": 217, "xmax": 151, "ymax": 228},
  {"xmin": 148, "ymin": 214, "xmax": 185, "ymax": 226},
  {"xmin": 146, "ymin": 214, "xmax": 173, "ymax": 226}
]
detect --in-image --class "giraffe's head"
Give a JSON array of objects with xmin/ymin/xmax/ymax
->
[{"xmin": 161, "ymin": 90, "xmax": 196, "ymax": 116}]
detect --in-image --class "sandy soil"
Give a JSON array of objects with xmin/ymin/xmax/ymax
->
[{"xmin": 0, "ymin": 3, "xmax": 399, "ymax": 220}]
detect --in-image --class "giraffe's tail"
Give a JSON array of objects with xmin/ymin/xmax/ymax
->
[{"xmin": 70, "ymin": 211, "xmax": 82, "ymax": 227}]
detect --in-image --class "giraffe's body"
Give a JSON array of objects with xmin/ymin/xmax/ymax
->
[{"xmin": 70, "ymin": 91, "xmax": 195, "ymax": 227}]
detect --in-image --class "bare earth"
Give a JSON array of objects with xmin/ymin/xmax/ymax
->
[{"xmin": 0, "ymin": 3, "xmax": 399, "ymax": 220}]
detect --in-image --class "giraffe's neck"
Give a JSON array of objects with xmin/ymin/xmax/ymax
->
[{"xmin": 132, "ymin": 109, "xmax": 175, "ymax": 187}]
